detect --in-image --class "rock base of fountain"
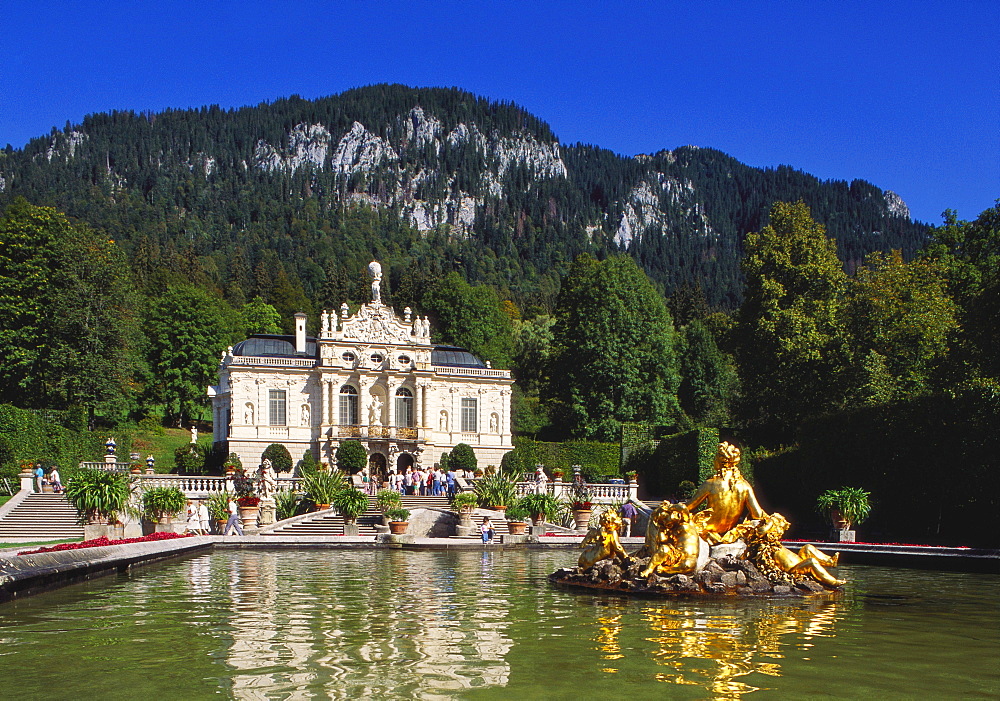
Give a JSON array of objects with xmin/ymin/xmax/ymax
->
[{"xmin": 550, "ymin": 554, "xmax": 841, "ymax": 598}]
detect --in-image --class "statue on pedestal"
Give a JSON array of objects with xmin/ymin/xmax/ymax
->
[
  {"xmin": 368, "ymin": 261, "xmax": 382, "ymax": 305},
  {"xmin": 686, "ymin": 442, "xmax": 766, "ymax": 544},
  {"xmin": 258, "ymin": 458, "xmax": 277, "ymax": 500}
]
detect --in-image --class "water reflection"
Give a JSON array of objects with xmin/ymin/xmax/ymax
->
[
  {"xmin": 588, "ymin": 599, "xmax": 840, "ymax": 698},
  {"xmin": 218, "ymin": 551, "xmax": 513, "ymax": 698}
]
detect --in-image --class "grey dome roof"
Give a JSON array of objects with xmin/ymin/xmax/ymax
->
[
  {"xmin": 232, "ymin": 335, "xmax": 317, "ymax": 358},
  {"xmin": 432, "ymin": 346, "xmax": 487, "ymax": 368}
]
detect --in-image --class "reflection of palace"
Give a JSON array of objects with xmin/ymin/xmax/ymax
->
[
  {"xmin": 209, "ymin": 261, "xmax": 513, "ymax": 476},
  {"xmin": 219, "ymin": 552, "xmax": 512, "ymax": 697},
  {"xmin": 592, "ymin": 601, "xmax": 839, "ymax": 697}
]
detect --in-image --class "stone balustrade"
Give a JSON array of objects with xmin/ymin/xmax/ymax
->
[{"xmin": 512, "ymin": 479, "xmax": 638, "ymax": 503}]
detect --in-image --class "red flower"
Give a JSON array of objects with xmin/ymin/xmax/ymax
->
[
  {"xmin": 18, "ymin": 531, "xmax": 193, "ymax": 556},
  {"xmin": 237, "ymin": 496, "xmax": 261, "ymax": 507}
]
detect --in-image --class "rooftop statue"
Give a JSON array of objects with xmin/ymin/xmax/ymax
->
[
  {"xmin": 368, "ymin": 260, "xmax": 382, "ymax": 305},
  {"xmin": 686, "ymin": 442, "xmax": 767, "ymax": 544}
]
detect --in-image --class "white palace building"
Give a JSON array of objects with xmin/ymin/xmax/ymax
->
[{"xmin": 208, "ymin": 262, "xmax": 514, "ymax": 478}]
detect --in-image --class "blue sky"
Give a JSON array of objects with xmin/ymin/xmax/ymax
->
[{"xmin": 2, "ymin": 1, "xmax": 996, "ymax": 223}]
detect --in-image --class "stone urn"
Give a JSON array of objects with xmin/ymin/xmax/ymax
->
[
  {"xmin": 572, "ymin": 509, "xmax": 592, "ymax": 531},
  {"xmin": 239, "ymin": 506, "xmax": 260, "ymax": 529},
  {"xmin": 507, "ymin": 520, "xmax": 527, "ymax": 536}
]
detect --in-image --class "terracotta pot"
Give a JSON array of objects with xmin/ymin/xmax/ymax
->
[
  {"xmin": 572, "ymin": 509, "xmax": 592, "ymax": 530},
  {"xmin": 491, "ymin": 505, "xmax": 507, "ymax": 513},
  {"xmin": 316, "ymin": 503, "xmax": 330, "ymax": 512},
  {"xmin": 507, "ymin": 521, "xmax": 527, "ymax": 535},
  {"xmin": 388, "ymin": 521, "xmax": 409, "ymax": 535},
  {"xmin": 238, "ymin": 506, "xmax": 260, "ymax": 529}
]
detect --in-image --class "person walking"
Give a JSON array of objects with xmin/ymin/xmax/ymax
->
[
  {"xmin": 34, "ymin": 463, "xmax": 45, "ymax": 493},
  {"xmin": 224, "ymin": 497, "xmax": 244, "ymax": 535},
  {"xmin": 48, "ymin": 466, "xmax": 63, "ymax": 493},
  {"xmin": 620, "ymin": 501, "xmax": 639, "ymax": 538},
  {"xmin": 186, "ymin": 500, "xmax": 199, "ymax": 534}
]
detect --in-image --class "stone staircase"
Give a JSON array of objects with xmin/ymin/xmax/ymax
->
[
  {"xmin": 262, "ymin": 494, "xmax": 454, "ymax": 537},
  {"xmin": 261, "ymin": 494, "xmax": 514, "ymax": 538},
  {"xmin": 0, "ymin": 493, "xmax": 84, "ymax": 541}
]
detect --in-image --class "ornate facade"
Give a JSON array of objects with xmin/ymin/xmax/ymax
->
[{"xmin": 208, "ymin": 264, "xmax": 513, "ymax": 477}]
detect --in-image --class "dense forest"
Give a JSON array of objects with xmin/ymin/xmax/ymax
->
[
  {"xmin": 0, "ymin": 84, "xmax": 926, "ymax": 314},
  {"xmin": 1, "ymin": 85, "xmax": 995, "ymax": 543}
]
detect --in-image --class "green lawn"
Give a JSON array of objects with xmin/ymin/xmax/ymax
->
[
  {"xmin": 0, "ymin": 495, "xmax": 10, "ymax": 507},
  {"xmin": 129, "ymin": 427, "xmax": 201, "ymax": 472},
  {"xmin": 0, "ymin": 538, "xmax": 78, "ymax": 550}
]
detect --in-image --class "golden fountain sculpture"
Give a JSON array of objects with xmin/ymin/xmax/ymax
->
[{"xmin": 558, "ymin": 442, "xmax": 844, "ymax": 596}]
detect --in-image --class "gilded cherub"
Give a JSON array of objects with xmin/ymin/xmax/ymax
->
[
  {"xmin": 686, "ymin": 442, "xmax": 767, "ymax": 544},
  {"xmin": 639, "ymin": 502, "xmax": 712, "ymax": 577},
  {"xmin": 748, "ymin": 512, "xmax": 844, "ymax": 587},
  {"xmin": 579, "ymin": 509, "xmax": 629, "ymax": 569}
]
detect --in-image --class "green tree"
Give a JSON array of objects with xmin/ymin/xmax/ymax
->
[
  {"xmin": 677, "ymin": 319, "xmax": 739, "ymax": 426},
  {"xmin": 422, "ymin": 272, "xmax": 515, "ymax": 368},
  {"xmin": 449, "ymin": 443, "xmax": 478, "ymax": 474},
  {"xmin": 262, "ymin": 442, "xmax": 293, "ymax": 473},
  {"xmin": 736, "ymin": 201, "xmax": 849, "ymax": 430},
  {"xmin": 544, "ymin": 254, "xmax": 684, "ymax": 441},
  {"xmin": 512, "ymin": 314, "xmax": 554, "ymax": 393},
  {"xmin": 336, "ymin": 440, "xmax": 367, "ymax": 474},
  {"xmin": 846, "ymin": 250, "xmax": 958, "ymax": 404},
  {"xmin": 241, "ymin": 297, "xmax": 282, "ymax": 336},
  {"xmin": 146, "ymin": 284, "xmax": 242, "ymax": 425},
  {"xmin": 0, "ymin": 198, "xmax": 142, "ymax": 420}
]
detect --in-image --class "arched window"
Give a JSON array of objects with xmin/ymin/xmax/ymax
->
[
  {"xmin": 395, "ymin": 387, "xmax": 414, "ymax": 427},
  {"xmin": 339, "ymin": 385, "xmax": 359, "ymax": 425}
]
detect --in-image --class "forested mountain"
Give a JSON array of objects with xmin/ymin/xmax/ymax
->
[{"xmin": 0, "ymin": 84, "xmax": 926, "ymax": 311}]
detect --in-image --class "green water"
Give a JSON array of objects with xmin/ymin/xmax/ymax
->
[{"xmin": 0, "ymin": 550, "xmax": 996, "ymax": 699}]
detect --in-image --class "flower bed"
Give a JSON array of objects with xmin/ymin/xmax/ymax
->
[
  {"xmin": 782, "ymin": 539, "xmax": 970, "ymax": 549},
  {"xmin": 19, "ymin": 532, "xmax": 193, "ymax": 556}
]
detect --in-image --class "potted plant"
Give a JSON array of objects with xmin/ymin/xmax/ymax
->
[
  {"xmin": 222, "ymin": 453, "xmax": 242, "ymax": 476},
  {"xmin": 625, "ymin": 470, "xmax": 638, "ymax": 483},
  {"xmin": 504, "ymin": 498, "xmax": 530, "ymax": 536},
  {"xmin": 141, "ymin": 486, "xmax": 187, "ymax": 532},
  {"xmin": 207, "ymin": 491, "xmax": 232, "ymax": 533},
  {"xmin": 817, "ymin": 487, "xmax": 872, "ymax": 541},
  {"xmin": 451, "ymin": 491, "xmax": 479, "ymax": 514},
  {"xmin": 385, "ymin": 507, "xmax": 411, "ymax": 534},
  {"xmin": 304, "ymin": 471, "xmax": 345, "ymax": 510},
  {"xmin": 237, "ymin": 495, "xmax": 261, "ymax": 528},
  {"xmin": 519, "ymin": 493, "xmax": 561, "ymax": 525},
  {"xmin": 552, "ymin": 469, "xmax": 565, "ymax": 481},
  {"xmin": 473, "ymin": 469, "xmax": 521, "ymax": 511},
  {"xmin": 65, "ymin": 468, "xmax": 134, "ymax": 539},
  {"xmin": 332, "ymin": 487, "xmax": 370, "ymax": 535},
  {"xmin": 569, "ymin": 483, "xmax": 594, "ymax": 531}
]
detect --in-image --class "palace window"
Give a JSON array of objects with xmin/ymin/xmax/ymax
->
[
  {"xmin": 340, "ymin": 385, "xmax": 359, "ymax": 425},
  {"xmin": 395, "ymin": 387, "xmax": 414, "ymax": 427},
  {"xmin": 461, "ymin": 397, "xmax": 478, "ymax": 433},
  {"xmin": 268, "ymin": 389, "xmax": 287, "ymax": 426}
]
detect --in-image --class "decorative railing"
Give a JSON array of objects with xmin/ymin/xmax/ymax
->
[
  {"xmin": 229, "ymin": 356, "xmax": 315, "ymax": 368},
  {"xmin": 137, "ymin": 473, "xmax": 303, "ymax": 496},
  {"xmin": 432, "ymin": 366, "xmax": 511, "ymax": 379},
  {"xmin": 511, "ymin": 480, "xmax": 637, "ymax": 503},
  {"xmin": 337, "ymin": 425, "xmax": 418, "ymax": 440}
]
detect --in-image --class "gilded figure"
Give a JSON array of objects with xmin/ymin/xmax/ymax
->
[
  {"xmin": 579, "ymin": 510, "xmax": 629, "ymax": 569},
  {"xmin": 747, "ymin": 512, "xmax": 844, "ymax": 587},
  {"xmin": 639, "ymin": 502, "xmax": 711, "ymax": 577},
  {"xmin": 686, "ymin": 442, "xmax": 767, "ymax": 544}
]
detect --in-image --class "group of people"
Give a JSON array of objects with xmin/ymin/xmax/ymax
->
[
  {"xmin": 184, "ymin": 497, "xmax": 246, "ymax": 536},
  {"xmin": 386, "ymin": 466, "xmax": 474, "ymax": 496},
  {"xmin": 32, "ymin": 464, "xmax": 62, "ymax": 493}
]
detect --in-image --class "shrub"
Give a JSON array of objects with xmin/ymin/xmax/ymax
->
[
  {"xmin": 450, "ymin": 491, "xmax": 479, "ymax": 512},
  {"xmin": 65, "ymin": 468, "xmax": 134, "ymax": 524},
  {"xmin": 385, "ymin": 507, "xmax": 410, "ymax": 522},
  {"xmin": 332, "ymin": 488, "xmax": 370, "ymax": 520},
  {"xmin": 141, "ymin": 486, "xmax": 187, "ymax": 520},
  {"xmin": 376, "ymin": 489, "xmax": 402, "ymax": 512},
  {"xmin": 298, "ymin": 450, "xmax": 318, "ymax": 477},
  {"xmin": 274, "ymin": 489, "xmax": 303, "ymax": 520},
  {"xmin": 207, "ymin": 490, "xmax": 232, "ymax": 521},
  {"xmin": 222, "ymin": 453, "xmax": 242, "ymax": 472},
  {"xmin": 174, "ymin": 443, "xmax": 206, "ymax": 474},
  {"xmin": 262, "ymin": 443, "xmax": 293, "ymax": 473},
  {"xmin": 303, "ymin": 470, "xmax": 346, "ymax": 505},
  {"xmin": 336, "ymin": 440, "xmax": 367, "ymax": 474},
  {"xmin": 473, "ymin": 469, "xmax": 521, "ymax": 508},
  {"xmin": 519, "ymin": 493, "xmax": 561, "ymax": 522},
  {"xmin": 449, "ymin": 443, "xmax": 477, "ymax": 474}
]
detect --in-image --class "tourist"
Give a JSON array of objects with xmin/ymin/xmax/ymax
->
[
  {"xmin": 404, "ymin": 468, "xmax": 414, "ymax": 495},
  {"xmin": 446, "ymin": 468, "xmax": 457, "ymax": 497},
  {"xmin": 224, "ymin": 497, "xmax": 243, "ymax": 536},
  {"xmin": 48, "ymin": 466, "xmax": 63, "ymax": 494},
  {"xmin": 34, "ymin": 463, "xmax": 44, "ymax": 493},
  {"xmin": 186, "ymin": 500, "xmax": 199, "ymax": 534},
  {"xmin": 198, "ymin": 500, "xmax": 210, "ymax": 535},
  {"xmin": 620, "ymin": 501, "xmax": 639, "ymax": 537},
  {"xmin": 434, "ymin": 468, "xmax": 445, "ymax": 496},
  {"xmin": 481, "ymin": 516, "xmax": 495, "ymax": 544}
]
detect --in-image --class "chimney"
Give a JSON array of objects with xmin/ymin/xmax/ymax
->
[{"xmin": 294, "ymin": 312, "xmax": 307, "ymax": 353}]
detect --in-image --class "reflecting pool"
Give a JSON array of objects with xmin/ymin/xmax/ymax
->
[{"xmin": 0, "ymin": 550, "xmax": 997, "ymax": 699}]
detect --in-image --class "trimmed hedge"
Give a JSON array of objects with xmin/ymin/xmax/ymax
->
[
  {"xmin": 622, "ymin": 424, "xmax": 720, "ymax": 499},
  {"xmin": 503, "ymin": 438, "xmax": 620, "ymax": 481},
  {"xmin": 0, "ymin": 404, "xmax": 104, "ymax": 480}
]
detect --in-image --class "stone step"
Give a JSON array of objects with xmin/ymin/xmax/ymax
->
[{"xmin": 0, "ymin": 493, "xmax": 85, "ymax": 540}]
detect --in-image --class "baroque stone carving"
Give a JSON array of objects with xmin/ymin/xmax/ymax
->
[{"xmin": 340, "ymin": 303, "xmax": 416, "ymax": 345}]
